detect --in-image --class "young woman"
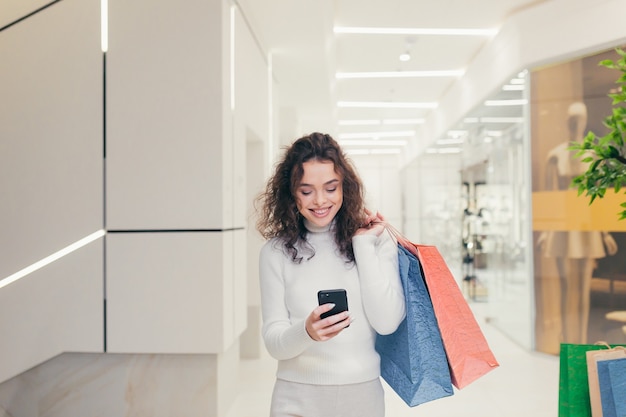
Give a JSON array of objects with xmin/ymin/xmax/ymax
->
[{"xmin": 256, "ymin": 132, "xmax": 406, "ymax": 417}]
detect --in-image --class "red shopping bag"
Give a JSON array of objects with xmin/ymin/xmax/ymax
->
[{"xmin": 385, "ymin": 223, "xmax": 499, "ymax": 389}]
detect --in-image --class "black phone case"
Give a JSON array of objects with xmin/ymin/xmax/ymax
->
[{"xmin": 317, "ymin": 289, "xmax": 349, "ymax": 320}]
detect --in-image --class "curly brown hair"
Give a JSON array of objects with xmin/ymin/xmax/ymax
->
[{"xmin": 256, "ymin": 132, "xmax": 366, "ymax": 263}]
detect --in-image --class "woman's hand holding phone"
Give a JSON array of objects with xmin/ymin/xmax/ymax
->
[{"xmin": 305, "ymin": 289, "xmax": 352, "ymax": 341}]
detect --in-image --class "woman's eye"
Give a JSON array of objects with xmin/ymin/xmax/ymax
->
[
  {"xmin": 326, "ymin": 188, "xmax": 337, "ymax": 193},
  {"xmin": 301, "ymin": 191, "xmax": 312, "ymax": 196}
]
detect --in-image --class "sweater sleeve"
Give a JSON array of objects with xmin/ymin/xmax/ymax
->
[
  {"xmin": 259, "ymin": 240, "xmax": 315, "ymax": 360},
  {"xmin": 352, "ymin": 232, "xmax": 406, "ymax": 335}
]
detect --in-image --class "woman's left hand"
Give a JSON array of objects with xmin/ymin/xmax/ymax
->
[{"xmin": 355, "ymin": 209, "xmax": 385, "ymax": 236}]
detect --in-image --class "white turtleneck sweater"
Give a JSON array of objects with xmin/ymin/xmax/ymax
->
[{"xmin": 259, "ymin": 221, "xmax": 406, "ymax": 385}]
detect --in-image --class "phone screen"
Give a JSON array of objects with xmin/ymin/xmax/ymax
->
[{"xmin": 317, "ymin": 289, "xmax": 349, "ymax": 320}]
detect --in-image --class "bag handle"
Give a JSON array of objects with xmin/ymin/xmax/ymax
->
[
  {"xmin": 375, "ymin": 220, "xmax": 420, "ymax": 258},
  {"xmin": 593, "ymin": 341, "xmax": 626, "ymax": 352}
]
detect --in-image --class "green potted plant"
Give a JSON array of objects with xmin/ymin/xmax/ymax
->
[{"xmin": 570, "ymin": 48, "xmax": 626, "ymax": 220}]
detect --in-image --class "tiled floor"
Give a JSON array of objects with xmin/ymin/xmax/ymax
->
[{"xmin": 226, "ymin": 302, "xmax": 560, "ymax": 417}]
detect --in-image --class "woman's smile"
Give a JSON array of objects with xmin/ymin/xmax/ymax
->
[{"xmin": 311, "ymin": 207, "xmax": 331, "ymax": 217}]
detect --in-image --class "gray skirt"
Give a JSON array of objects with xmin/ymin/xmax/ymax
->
[{"xmin": 269, "ymin": 378, "xmax": 385, "ymax": 417}]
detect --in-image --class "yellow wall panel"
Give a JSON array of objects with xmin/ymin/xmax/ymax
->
[{"xmin": 533, "ymin": 190, "xmax": 626, "ymax": 231}]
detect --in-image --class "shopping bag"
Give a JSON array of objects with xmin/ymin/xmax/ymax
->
[
  {"xmin": 375, "ymin": 245, "xmax": 454, "ymax": 407},
  {"xmin": 586, "ymin": 344, "xmax": 626, "ymax": 417},
  {"xmin": 558, "ymin": 343, "xmax": 626, "ymax": 417},
  {"xmin": 384, "ymin": 223, "xmax": 499, "ymax": 389},
  {"xmin": 597, "ymin": 357, "xmax": 626, "ymax": 417},
  {"xmin": 612, "ymin": 362, "xmax": 626, "ymax": 417}
]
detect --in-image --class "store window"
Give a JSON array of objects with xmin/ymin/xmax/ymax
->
[
  {"xmin": 531, "ymin": 47, "xmax": 626, "ymax": 355},
  {"xmin": 405, "ymin": 46, "xmax": 626, "ymax": 354},
  {"xmin": 407, "ymin": 70, "xmax": 534, "ymax": 350}
]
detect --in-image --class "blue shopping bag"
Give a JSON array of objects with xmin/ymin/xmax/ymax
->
[
  {"xmin": 375, "ymin": 245, "xmax": 454, "ymax": 407},
  {"xmin": 597, "ymin": 357, "xmax": 626, "ymax": 417}
]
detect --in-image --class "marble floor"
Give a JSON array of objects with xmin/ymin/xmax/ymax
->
[{"xmin": 226, "ymin": 302, "xmax": 560, "ymax": 417}]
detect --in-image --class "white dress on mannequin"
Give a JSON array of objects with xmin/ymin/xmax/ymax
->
[
  {"xmin": 543, "ymin": 141, "xmax": 606, "ymax": 259},
  {"xmin": 539, "ymin": 102, "xmax": 618, "ymax": 344}
]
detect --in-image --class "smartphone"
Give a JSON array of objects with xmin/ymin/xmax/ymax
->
[{"xmin": 317, "ymin": 289, "xmax": 349, "ymax": 320}]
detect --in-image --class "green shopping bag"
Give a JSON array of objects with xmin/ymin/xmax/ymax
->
[{"xmin": 559, "ymin": 343, "xmax": 626, "ymax": 417}]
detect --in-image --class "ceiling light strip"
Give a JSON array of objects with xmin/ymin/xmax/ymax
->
[
  {"xmin": 339, "ymin": 140, "xmax": 408, "ymax": 146},
  {"xmin": 101, "ymin": 0, "xmax": 108, "ymax": 52},
  {"xmin": 345, "ymin": 149, "xmax": 372, "ymax": 155},
  {"xmin": 502, "ymin": 84, "xmax": 524, "ymax": 91},
  {"xmin": 371, "ymin": 148, "xmax": 402, "ymax": 154},
  {"xmin": 464, "ymin": 116, "xmax": 524, "ymax": 123},
  {"xmin": 437, "ymin": 138, "xmax": 464, "ymax": 145},
  {"xmin": 484, "ymin": 99, "xmax": 528, "ymax": 106},
  {"xmin": 334, "ymin": 27, "xmax": 498, "ymax": 36},
  {"xmin": 336, "ymin": 70, "xmax": 464, "ymax": 79},
  {"xmin": 339, "ymin": 131, "xmax": 415, "ymax": 139},
  {"xmin": 338, "ymin": 101, "xmax": 437, "ymax": 109},
  {"xmin": 339, "ymin": 119, "xmax": 424, "ymax": 126},
  {"xmin": 427, "ymin": 147, "xmax": 462, "ymax": 154},
  {"xmin": 339, "ymin": 120, "xmax": 381, "ymax": 126},
  {"xmin": 383, "ymin": 118, "xmax": 424, "ymax": 125},
  {"xmin": 479, "ymin": 117, "xmax": 524, "ymax": 123},
  {"xmin": 345, "ymin": 148, "xmax": 403, "ymax": 155},
  {"xmin": 0, "ymin": 229, "xmax": 106, "ymax": 290}
]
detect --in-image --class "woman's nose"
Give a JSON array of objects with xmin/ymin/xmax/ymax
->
[{"xmin": 314, "ymin": 192, "xmax": 326, "ymax": 205}]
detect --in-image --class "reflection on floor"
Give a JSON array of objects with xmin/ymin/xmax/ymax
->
[{"xmin": 226, "ymin": 303, "xmax": 560, "ymax": 417}]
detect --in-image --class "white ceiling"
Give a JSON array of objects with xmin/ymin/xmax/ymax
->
[{"xmin": 237, "ymin": 0, "xmax": 547, "ymax": 154}]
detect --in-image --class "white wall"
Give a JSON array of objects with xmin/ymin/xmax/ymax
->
[
  {"xmin": 104, "ymin": 0, "xmax": 247, "ymax": 357},
  {"xmin": 0, "ymin": 0, "xmax": 273, "ymax": 415},
  {"xmin": 234, "ymin": 5, "xmax": 273, "ymax": 359},
  {"xmin": 0, "ymin": 0, "xmax": 50, "ymax": 27},
  {"xmin": 106, "ymin": 0, "xmax": 232, "ymax": 230},
  {"xmin": 402, "ymin": 154, "xmax": 464, "ymax": 262},
  {"xmin": 0, "ymin": 0, "xmax": 103, "ymax": 383},
  {"xmin": 350, "ymin": 154, "xmax": 403, "ymax": 228}
]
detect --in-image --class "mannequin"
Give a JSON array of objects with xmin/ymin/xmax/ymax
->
[{"xmin": 538, "ymin": 102, "xmax": 618, "ymax": 344}]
